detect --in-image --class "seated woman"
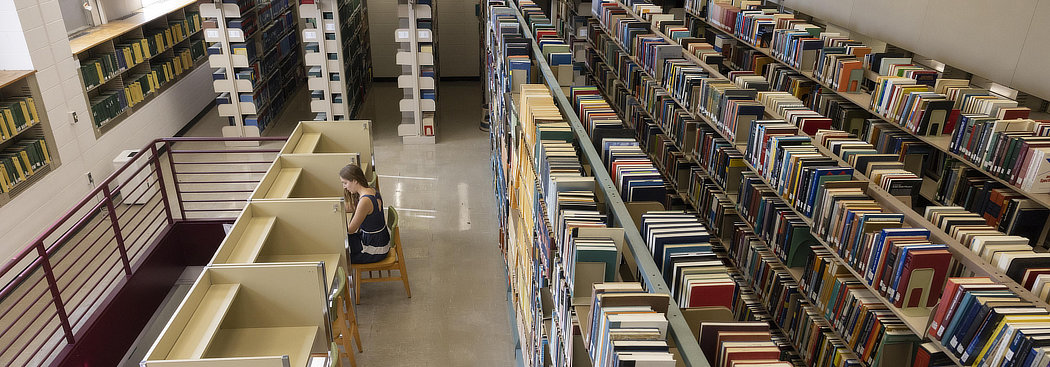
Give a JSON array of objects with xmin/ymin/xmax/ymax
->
[{"xmin": 340, "ymin": 164, "xmax": 390, "ymax": 264}]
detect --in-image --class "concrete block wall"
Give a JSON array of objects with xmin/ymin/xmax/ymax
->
[{"xmin": 0, "ymin": 0, "xmax": 214, "ymax": 261}]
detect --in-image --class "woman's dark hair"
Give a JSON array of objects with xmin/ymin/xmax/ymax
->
[{"xmin": 339, "ymin": 164, "xmax": 369, "ymax": 187}]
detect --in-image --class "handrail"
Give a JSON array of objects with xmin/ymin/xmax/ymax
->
[
  {"xmin": 0, "ymin": 135, "xmax": 285, "ymax": 366},
  {"xmin": 506, "ymin": 2, "xmax": 710, "ymax": 365}
]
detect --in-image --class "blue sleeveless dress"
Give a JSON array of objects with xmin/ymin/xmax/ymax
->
[{"xmin": 348, "ymin": 194, "xmax": 391, "ymax": 264}]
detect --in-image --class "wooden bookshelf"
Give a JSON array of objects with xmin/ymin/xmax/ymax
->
[
  {"xmin": 0, "ymin": 71, "xmax": 61, "ymax": 208},
  {"xmin": 70, "ymin": 0, "xmax": 208, "ymax": 137}
]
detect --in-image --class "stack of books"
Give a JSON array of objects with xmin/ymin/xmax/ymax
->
[{"xmin": 0, "ymin": 137, "xmax": 50, "ymax": 192}]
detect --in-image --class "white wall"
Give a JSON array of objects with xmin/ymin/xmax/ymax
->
[
  {"xmin": 367, "ymin": 0, "xmax": 481, "ymax": 78},
  {"xmin": 783, "ymin": 0, "xmax": 1050, "ymax": 102},
  {"xmin": 0, "ymin": 0, "xmax": 214, "ymax": 261},
  {"xmin": 0, "ymin": 0, "xmax": 34, "ymax": 69}
]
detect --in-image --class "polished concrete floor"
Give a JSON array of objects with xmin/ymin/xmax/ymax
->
[{"xmin": 123, "ymin": 82, "xmax": 516, "ymax": 366}]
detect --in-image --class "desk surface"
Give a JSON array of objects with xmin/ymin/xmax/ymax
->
[
  {"xmin": 226, "ymin": 216, "xmax": 277, "ymax": 263},
  {"xmin": 259, "ymin": 253, "xmax": 343, "ymax": 289},
  {"xmin": 207, "ymin": 326, "xmax": 318, "ymax": 367},
  {"xmin": 167, "ymin": 284, "xmax": 240, "ymax": 359}
]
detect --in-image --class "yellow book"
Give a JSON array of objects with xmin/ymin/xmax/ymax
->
[
  {"xmin": 131, "ymin": 42, "xmax": 144, "ymax": 63},
  {"xmin": 139, "ymin": 39, "xmax": 151, "ymax": 58},
  {"xmin": 122, "ymin": 48, "xmax": 133, "ymax": 67},
  {"xmin": 94, "ymin": 63, "xmax": 105, "ymax": 83},
  {"xmin": 0, "ymin": 162, "xmax": 9, "ymax": 192},
  {"xmin": 123, "ymin": 87, "xmax": 133, "ymax": 107},
  {"xmin": 25, "ymin": 97, "xmax": 37, "ymax": 124},
  {"xmin": 164, "ymin": 29, "xmax": 173, "ymax": 47},
  {"xmin": 39, "ymin": 139, "xmax": 50, "ymax": 164},
  {"xmin": 130, "ymin": 83, "xmax": 140, "ymax": 105},
  {"xmin": 17, "ymin": 101, "xmax": 30, "ymax": 127},
  {"xmin": 0, "ymin": 113, "xmax": 9, "ymax": 140},
  {"xmin": 18, "ymin": 151, "xmax": 32, "ymax": 175},
  {"xmin": 164, "ymin": 63, "xmax": 173, "ymax": 80},
  {"xmin": 8, "ymin": 156, "xmax": 25, "ymax": 181},
  {"xmin": 3, "ymin": 108, "xmax": 15, "ymax": 133},
  {"xmin": 148, "ymin": 72, "xmax": 159, "ymax": 90},
  {"xmin": 132, "ymin": 83, "xmax": 143, "ymax": 103},
  {"xmin": 173, "ymin": 57, "xmax": 183, "ymax": 74}
]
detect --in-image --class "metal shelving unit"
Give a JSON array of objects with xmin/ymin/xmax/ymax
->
[
  {"xmin": 201, "ymin": 0, "xmax": 303, "ymax": 139},
  {"xmin": 396, "ymin": 0, "xmax": 437, "ymax": 144},
  {"xmin": 299, "ymin": 0, "xmax": 371, "ymax": 121}
]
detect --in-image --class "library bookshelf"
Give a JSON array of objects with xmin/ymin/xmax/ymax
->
[
  {"xmin": 69, "ymin": 0, "xmax": 207, "ymax": 137},
  {"xmin": 570, "ymin": 0, "xmax": 1050, "ymax": 365},
  {"xmin": 0, "ymin": 70, "xmax": 60, "ymax": 207},
  {"xmin": 396, "ymin": 0, "xmax": 437, "ymax": 144},
  {"xmin": 486, "ymin": 2, "xmax": 714, "ymax": 366},
  {"xmin": 200, "ymin": 0, "xmax": 303, "ymax": 138},
  {"xmin": 299, "ymin": 0, "xmax": 372, "ymax": 121},
  {"xmin": 682, "ymin": 1, "xmax": 1050, "ymax": 243}
]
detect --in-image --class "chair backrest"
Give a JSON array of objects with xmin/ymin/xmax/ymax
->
[
  {"xmin": 329, "ymin": 342, "xmax": 340, "ymax": 367},
  {"xmin": 368, "ymin": 170, "xmax": 378, "ymax": 189},
  {"xmin": 386, "ymin": 206, "xmax": 398, "ymax": 231},
  {"xmin": 328, "ymin": 266, "xmax": 348, "ymax": 314}
]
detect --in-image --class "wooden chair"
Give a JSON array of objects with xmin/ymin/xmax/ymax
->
[
  {"xmin": 352, "ymin": 207, "xmax": 411, "ymax": 304},
  {"xmin": 329, "ymin": 267, "xmax": 362, "ymax": 366}
]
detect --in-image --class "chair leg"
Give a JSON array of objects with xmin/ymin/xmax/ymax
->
[
  {"xmin": 352, "ymin": 320, "xmax": 363, "ymax": 352},
  {"xmin": 334, "ymin": 313, "xmax": 354, "ymax": 367},
  {"xmin": 344, "ymin": 340, "xmax": 357, "ymax": 367},
  {"xmin": 343, "ymin": 293, "xmax": 363, "ymax": 352},
  {"xmin": 400, "ymin": 264, "xmax": 411, "ymax": 298},
  {"xmin": 354, "ymin": 268, "xmax": 362, "ymax": 305}
]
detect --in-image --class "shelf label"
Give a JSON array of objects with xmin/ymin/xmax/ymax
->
[
  {"xmin": 417, "ymin": 30, "xmax": 427, "ymax": 39},
  {"xmin": 397, "ymin": 30, "xmax": 410, "ymax": 40},
  {"xmin": 304, "ymin": 30, "xmax": 318, "ymax": 41},
  {"xmin": 205, "ymin": 29, "xmax": 220, "ymax": 39},
  {"xmin": 228, "ymin": 29, "xmax": 243, "ymax": 39},
  {"xmin": 325, "ymin": 22, "xmax": 336, "ymax": 31}
]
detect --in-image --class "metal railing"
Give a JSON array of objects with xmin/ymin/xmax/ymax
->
[{"xmin": 0, "ymin": 136, "xmax": 285, "ymax": 366}]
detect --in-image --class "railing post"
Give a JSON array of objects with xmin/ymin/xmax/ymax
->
[
  {"xmin": 36, "ymin": 242, "xmax": 75, "ymax": 344},
  {"xmin": 165, "ymin": 141, "xmax": 188, "ymax": 219},
  {"xmin": 101, "ymin": 186, "xmax": 134, "ymax": 276},
  {"xmin": 150, "ymin": 143, "xmax": 175, "ymax": 225}
]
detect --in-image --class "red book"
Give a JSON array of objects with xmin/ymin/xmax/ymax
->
[
  {"xmin": 687, "ymin": 282, "xmax": 736, "ymax": 308},
  {"xmin": 943, "ymin": 109, "xmax": 962, "ymax": 134},
  {"xmin": 798, "ymin": 117, "xmax": 832, "ymax": 135},
  {"xmin": 912, "ymin": 344, "xmax": 933, "ymax": 367},
  {"xmin": 722, "ymin": 346, "xmax": 782, "ymax": 367},
  {"xmin": 927, "ymin": 278, "xmax": 995, "ymax": 337},
  {"xmin": 999, "ymin": 107, "xmax": 1031, "ymax": 120},
  {"xmin": 893, "ymin": 248, "xmax": 952, "ymax": 308}
]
